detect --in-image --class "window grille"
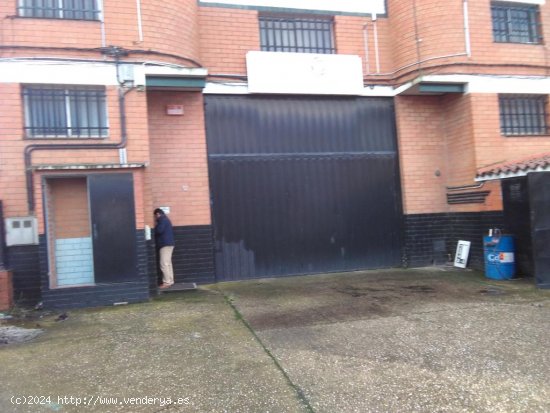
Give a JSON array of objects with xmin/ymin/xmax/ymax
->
[
  {"xmin": 499, "ymin": 95, "xmax": 548, "ymax": 136},
  {"xmin": 18, "ymin": 0, "xmax": 100, "ymax": 20},
  {"xmin": 23, "ymin": 86, "xmax": 109, "ymax": 138},
  {"xmin": 491, "ymin": 2, "xmax": 541, "ymax": 44},
  {"xmin": 259, "ymin": 15, "xmax": 335, "ymax": 54}
]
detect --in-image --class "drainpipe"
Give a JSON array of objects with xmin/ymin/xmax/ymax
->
[
  {"xmin": 463, "ymin": 0, "xmax": 471, "ymax": 57},
  {"xmin": 412, "ymin": 0, "xmax": 422, "ymax": 72},
  {"xmin": 24, "ymin": 46, "xmax": 131, "ymax": 215},
  {"xmin": 363, "ymin": 23, "xmax": 370, "ymax": 75},
  {"xmin": 372, "ymin": 13, "xmax": 380, "ymax": 74},
  {"xmin": 135, "ymin": 0, "xmax": 144, "ymax": 43},
  {"xmin": 98, "ymin": 0, "xmax": 106, "ymax": 48},
  {"xmin": 371, "ymin": 0, "xmax": 470, "ymax": 78}
]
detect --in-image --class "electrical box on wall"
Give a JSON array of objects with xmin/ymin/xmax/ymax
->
[{"xmin": 5, "ymin": 217, "xmax": 38, "ymax": 246}]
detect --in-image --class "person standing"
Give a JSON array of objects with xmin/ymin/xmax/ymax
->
[{"xmin": 154, "ymin": 208, "xmax": 175, "ymax": 288}]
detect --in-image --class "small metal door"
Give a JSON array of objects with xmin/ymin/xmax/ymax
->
[{"xmin": 89, "ymin": 173, "xmax": 138, "ymax": 283}]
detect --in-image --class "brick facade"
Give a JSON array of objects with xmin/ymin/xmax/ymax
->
[
  {"xmin": 146, "ymin": 91, "xmax": 211, "ymax": 226},
  {"xmin": 0, "ymin": 270, "xmax": 14, "ymax": 311},
  {"xmin": 1, "ymin": 0, "xmax": 549, "ymax": 306}
]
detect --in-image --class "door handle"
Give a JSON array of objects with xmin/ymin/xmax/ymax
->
[{"xmin": 93, "ymin": 224, "xmax": 98, "ymax": 240}]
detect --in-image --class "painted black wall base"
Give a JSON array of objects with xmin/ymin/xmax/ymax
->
[
  {"xmin": 0, "ymin": 201, "xmax": 7, "ymax": 270},
  {"xmin": 404, "ymin": 211, "xmax": 506, "ymax": 270},
  {"xmin": 172, "ymin": 225, "xmax": 216, "ymax": 284},
  {"xmin": 8, "ymin": 226, "xmax": 215, "ymax": 308},
  {"xmin": 7, "ymin": 245, "xmax": 41, "ymax": 306},
  {"xmin": 39, "ymin": 231, "xmax": 151, "ymax": 309},
  {"xmin": 11, "ymin": 214, "xmax": 514, "ymax": 308},
  {"xmin": 41, "ymin": 282, "xmax": 150, "ymax": 309}
]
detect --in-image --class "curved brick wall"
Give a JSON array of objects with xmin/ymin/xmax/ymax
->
[
  {"xmin": 0, "ymin": 0, "xmax": 201, "ymax": 65},
  {"xmin": 387, "ymin": 0, "xmax": 468, "ymax": 75},
  {"xmin": 386, "ymin": 0, "xmax": 549, "ymax": 80},
  {"xmin": 139, "ymin": 0, "xmax": 201, "ymax": 65}
]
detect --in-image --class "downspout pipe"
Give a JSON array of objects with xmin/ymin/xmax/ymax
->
[
  {"xmin": 368, "ymin": 0, "xmax": 471, "ymax": 79},
  {"xmin": 24, "ymin": 46, "xmax": 130, "ymax": 214},
  {"xmin": 136, "ymin": 0, "xmax": 144, "ymax": 43},
  {"xmin": 463, "ymin": 0, "xmax": 471, "ymax": 57},
  {"xmin": 372, "ymin": 13, "xmax": 380, "ymax": 74},
  {"xmin": 363, "ymin": 23, "xmax": 370, "ymax": 75}
]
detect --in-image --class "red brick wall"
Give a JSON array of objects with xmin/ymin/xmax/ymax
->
[
  {"xmin": 2, "ymin": 0, "xmax": 550, "ymax": 231},
  {"xmin": 197, "ymin": 7, "xmax": 396, "ymax": 77},
  {"xmin": 198, "ymin": 7, "xmax": 260, "ymax": 75},
  {"xmin": 386, "ymin": 0, "xmax": 550, "ymax": 81},
  {"xmin": 0, "ymin": 0, "xmax": 201, "ymax": 63},
  {"xmin": 49, "ymin": 178, "xmax": 90, "ymax": 239},
  {"xmin": 0, "ymin": 0, "xmax": 103, "ymax": 50},
  {"xmin": 395, "ymin": 93, "xmax": 517, "ymax": 215},
  {"xmin": 468, "ymin": 0, "xmax": 549, "ymax": 68},
  {"xmin": 441, "ymin": 94, "xmax": 476, "ymax": 187},
  {"xmin": 146, "ymin": 91, "xmax": 211, "ymax": 227},
  {"xmin": 395, "ymin": 96, "xmax": 448, "ymax": 214},
  {"xmin": 334, "ymin": 15, "xmax": 393, "ymax": 76},
  {"xmin": 470, "ymin": 94, "xmax": 550, "ymax": 169},
  {"xmin": 0, "ymin": 83, "xmax": 29, "ymax": 218},
  {"xmin": 0, "ymin": 270, "xmax": 14, "ymax": 311},
  {"xmin": 440, "ymin": 93, "xmax": 502, "ymax": 213},
  {"xmin": 0, "ymin": 83, "xmax": 149, "ymax": 227},
  {"xmin": 3, "ymin": 0, "xmax": 549, "ymax": 78},
  {"xmin": 139, "ymin": 0, "xmax": 201, "ymax": 62}
]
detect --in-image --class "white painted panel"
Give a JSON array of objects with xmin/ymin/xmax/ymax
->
[
  {"xmin": 199, "ymin": 0, "xmax": 385, "ymax": 14},
  {"xmin": 247, "ymin": 51, "xmax": 364, "ymax": 95},
  {"xmin": 0, "ymin": 61, "xmax": 119, "ymax": 85},
  {"xmin": 415, "ymin": 75, "xmax": 550, "ymax": 95},
  {"xmin": 496, "ymin": 0, "xmax": 544, "ymax": 5}
]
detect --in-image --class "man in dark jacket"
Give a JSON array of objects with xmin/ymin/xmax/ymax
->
[{"xmin": 154, "ymin": 208, "xmax": 175, "ymax": 288}]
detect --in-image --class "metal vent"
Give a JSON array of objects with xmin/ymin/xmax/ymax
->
[{"xmin": 446, "ymin": 191, "xmax": 491, "ymax": 205}]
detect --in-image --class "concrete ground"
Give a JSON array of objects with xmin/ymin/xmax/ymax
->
[{"xmin": 0, "ymin": 268, "xmax": 549, "ymax": 413}]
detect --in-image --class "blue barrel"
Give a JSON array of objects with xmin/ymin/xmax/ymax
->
[{"xmin": 483, "ymin": 235, "xmax": 515, "ymax": 280}]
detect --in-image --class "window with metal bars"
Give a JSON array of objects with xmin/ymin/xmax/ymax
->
[
  {"xmin": 491, "ymin": 2, "xmax": 541, "ymax": 44},
  {"xmin": 23, "ymin": 86, "xmax": 109, "ymax": 138},
  {"xmin": 499, "ymin": 95, "xmax": 548, "ymax": 136},
  {"xmin": 259, "ymin": 15, "xmax": 335, "ymax": 54},
  {"xmin": 17, "ymin": 0, "xmax": 100, "ymax": 20}
]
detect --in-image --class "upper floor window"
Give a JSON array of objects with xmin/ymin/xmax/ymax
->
[
  {"xmin": 499, "ymin": 95, "xmax": 548, "ymax": 136},
  {"xmin": 259, "ymin": 14, "xmax": 335, "ymax": 54},
  {"xmin": 17, "ymin": 0, "xmax": 101, "ymax": 20},
  {"xmin": 23, "ymin": 86, "xmax": 109, "ymax": 138},
  {"xmin": 491, "ymin": 2, "xmax": 541, "ymax": 44}
]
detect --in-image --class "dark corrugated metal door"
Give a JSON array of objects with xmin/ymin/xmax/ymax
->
[
  {"xmin": 89, "ymin": 173, "xmax": 138, "ymax": 282},
  {"xmin": 529, "ymin": 172, "xmax": 550, "ymax": 288},
  {"xmin": 206, "ymin": 96, "xmax": 403, "ymax": 280}
]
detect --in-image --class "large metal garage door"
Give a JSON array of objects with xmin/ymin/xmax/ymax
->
[{"xmin": 205, "ymin": 96, "xmax": 403, "ymax": 281}]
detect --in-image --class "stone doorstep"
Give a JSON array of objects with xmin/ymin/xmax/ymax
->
[{"xmin": 159, "ymin": 282, "xmax": 197, "ymax": 293}]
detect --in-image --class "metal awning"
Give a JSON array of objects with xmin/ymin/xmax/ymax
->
[
  {"xmin": 33, "ymin": 163, "xmax": 148, "ymax": 171},
  {"xmin": 396, "ymin": 81, "xmax": 466, "ymax": 96},
  {"xmin": 146, "ymin": 76, "xmax": 206, "ymax": 91}
]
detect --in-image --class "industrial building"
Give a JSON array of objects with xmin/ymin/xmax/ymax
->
[{"xmin": 0, "ymin": 0, "xmax": 549, "ymax": 308}]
